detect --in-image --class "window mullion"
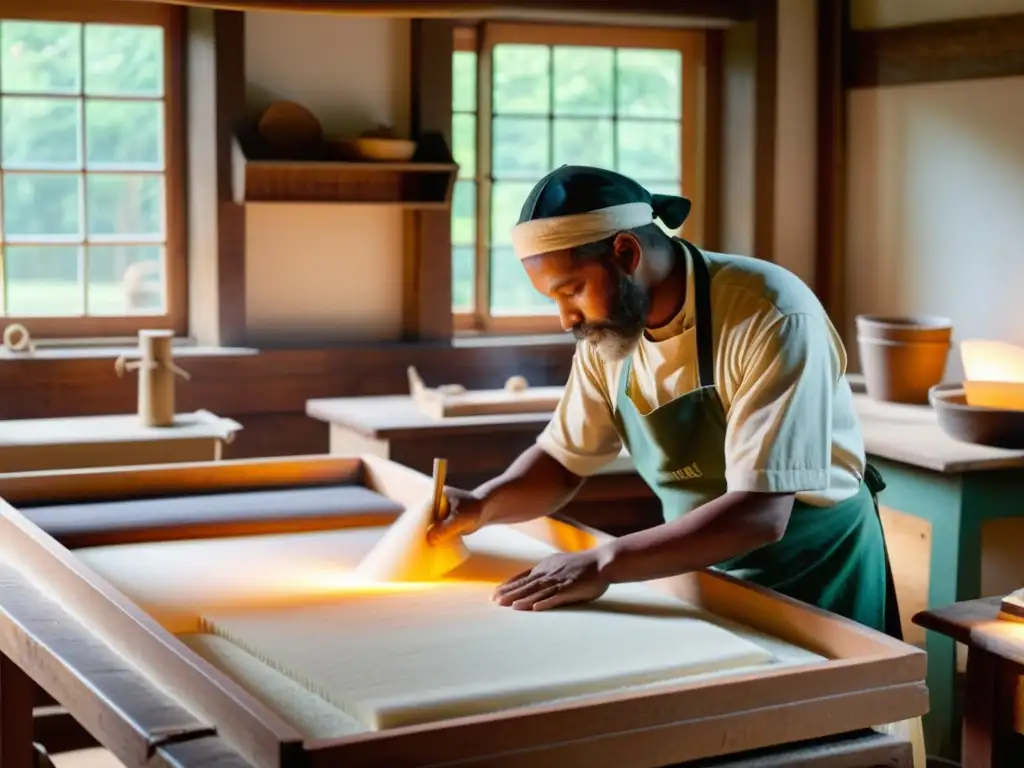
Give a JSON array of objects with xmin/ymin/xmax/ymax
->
[
  {"xmin": 547, "ymin": 44, "xmax": 554, "ymax": 172},
  {"xmin": 612, "ymin": 48, "xmax": 620, "ymax": 171},
  {"xmin": 79, "ymin": 22, "xmax": 89, "ymax": 315},
  {"xmin": 476, "ymin": 32, "xmax": 493, "ymax": 327}
]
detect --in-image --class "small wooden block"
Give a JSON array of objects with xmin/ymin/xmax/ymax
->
[
  {"xmin": 407, "ymin": 366, "xmax": 562, "ymax": 419},
  {"xmin": 1000, "ymin": 588, "xmax": 1024, "ymax": 622}
]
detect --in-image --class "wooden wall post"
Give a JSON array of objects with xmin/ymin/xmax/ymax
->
[
  {"xmin": 404, "ymin": 20, "xmax": 455, "ymax": 342},
  {"xmin": 753, "ymin": 0, "xmax": 778, "ymax": 265},
  {"xmin": 186, "ymin": 9, "xmax": 248, "ymax": 347},
  {"xmin": 718, "ymin": 0, "xmax": 777, "ymax": 263},
  {"xmin": 815, "ymin": 0, "xmax": 850, "ymax": 334}
]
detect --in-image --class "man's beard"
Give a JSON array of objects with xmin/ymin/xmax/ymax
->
[{"xmin": 572, "ymin": 274, "xmax": 649, "ymax": 362}]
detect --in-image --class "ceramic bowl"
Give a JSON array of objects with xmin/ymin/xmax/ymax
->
[{"xmin": 929, "ymin": 382, "xmax": 1024, "ymax": 449}]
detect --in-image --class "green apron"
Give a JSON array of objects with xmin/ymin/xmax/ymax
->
[{"xmin": 612, "ymin": 240, "xmax": 903, "ymax": 639}]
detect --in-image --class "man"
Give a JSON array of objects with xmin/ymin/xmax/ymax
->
[{"xmin": 429, "ymin": 165, "xmax": 901, "ymax": 639}]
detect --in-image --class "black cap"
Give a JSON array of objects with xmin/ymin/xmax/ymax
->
[{"xmin": 516, "ymin": 165, "xmax": 691, "ymax": 230}]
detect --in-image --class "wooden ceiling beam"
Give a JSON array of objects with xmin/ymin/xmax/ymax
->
[{"xmin": 115, "ymin": 0, "xmax": 754, "ymax": 27}]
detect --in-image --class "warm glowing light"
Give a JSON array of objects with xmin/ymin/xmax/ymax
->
[
  {"xmin": 960, "ymin": 340, "xmax": 1024, "ymax": 410},
  {"xmin": 273, "ymin": 568, "xmax": 437, "ymax": 595},
  {"xmin": 961, "ymin": 339, "xmax": 1024, "ymax": 382},
  {"xmin": 310, "ymin": 572, "xmax": 439, "ymax": 593},
  {"xmin": 278, "ymin": 568, "xmax": 487, "ymax": 596},
  {"xmin": 963, "ymin": 381, "xmax": 1024, "ymax": 411}
]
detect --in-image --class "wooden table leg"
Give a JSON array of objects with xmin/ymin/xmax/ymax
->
[
  {"xmin": 871, "ymin": 458, "xmax": 968, "ymax": 758},
  {"xmin": 925, "ymin": 496, "xmax": 971, "ymax": 760},
  {"xmin": 1013, "ymin": 673, "xmax": 1024, "ymax": 740},
  {"xmin": 0, "ymin": 652, "xmax": 36, "ymax": 768},
  {"xmin": 962, "ymin": 648, "xmax": 998, "ymax": 768},
  {"xmin": 961, "ymin": 648, "xmax": 1021, "ymax": 768}
]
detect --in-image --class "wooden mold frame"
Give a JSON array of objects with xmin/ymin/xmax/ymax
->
[
  {"xmin": 407, "ymin": 365, "xmax": 564, "ymax": 419},
  {"xmin": 0, "ymin": 455, "xmax": 929, "ymax": 768}
]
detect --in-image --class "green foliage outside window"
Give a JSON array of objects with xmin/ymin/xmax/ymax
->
[
  {"xmin": 0, "ymin": 19, "xmax": 167, "ymax": 318},
  {"xmin": 451, "ymin": 41, "xmax": 683, "ymax": 319}
]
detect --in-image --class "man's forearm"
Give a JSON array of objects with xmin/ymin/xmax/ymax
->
[
  {"xmin": 596, "ymin": 491, "xmax": 795, "ymax": 583},
  {"xmin": 473, "ymin": 445, "xmax": 585, "ymax": 525}
]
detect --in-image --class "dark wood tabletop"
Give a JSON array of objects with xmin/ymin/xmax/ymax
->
[
  {"xmin": 914, "ymin": 597, "xmax": 1024, "ymax": 670},
  {"xmin": 914, "ymin": 596, "xmax": 1024, "ymax": 767}
]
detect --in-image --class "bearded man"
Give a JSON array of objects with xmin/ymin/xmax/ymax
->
[{"xmin": 428, "ymin": 164, "xmax": 901, "ymax": 640}]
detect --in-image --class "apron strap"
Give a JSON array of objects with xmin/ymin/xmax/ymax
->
[
  {"xmin": 866, "ymin": 462, "xmax": 904, "ymax": 641},
  {"xmin": 621, "ymin": 240, "xmax": 712, "ymax": 398},
  {"xmin": 680, "ymin": 240, "xmax": 715, "ymax": 389},
  {"xmin": 618, "ymin": 344, "xmax": 634, "ymax": 401}
]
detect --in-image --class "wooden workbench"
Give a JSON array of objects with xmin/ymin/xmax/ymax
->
[
  {"xmin": 854, "ymin": 393, "xmax": 1024, "ymax": 757},
  {"xmin": 305, "ymin": 394, "xmax": 558, "ymax": 480},
  {"xmin": 0, "ymin": 410, "xmax": 242, "ymax": 473},
  {"xmin": 0, "ymin": 455, "xmax": 927, "ymax": 768},
  {"xmin": 305, "ymin": 395, "xmax": 659, "ymax": 536},
  {"xmin": 914, "ymin": 598, "xmax": 1024, "ymax": 767}
]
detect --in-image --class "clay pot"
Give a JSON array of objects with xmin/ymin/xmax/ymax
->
[
  {"xmin": 856, "ymin": 315, "xmax": 953, "ymax": 405},
  {"xmin": 856, "ymin": 315, "xmax": 953, "ymax": 343}
]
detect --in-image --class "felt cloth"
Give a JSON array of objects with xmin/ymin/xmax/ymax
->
[{"xmin": 200, "ymin": 526, "xmax": 773, "ymax": 730}]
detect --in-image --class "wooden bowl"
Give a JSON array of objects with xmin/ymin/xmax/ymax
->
[
  {"xmin": 351, "ymin": 137, "xmax": 416, "ymax": 162},
  {"xmin": 929, "ymin": 382, "xmax": 1024, "ymax": 449}
]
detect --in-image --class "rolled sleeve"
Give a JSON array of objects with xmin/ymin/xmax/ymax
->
[
  {"xmin": 724, "ymin": 312, "xmax": 836, "ymax": 494},
  {"xmin": 536, "ymin": 344, "xmax": 623, "ymax": 477}
]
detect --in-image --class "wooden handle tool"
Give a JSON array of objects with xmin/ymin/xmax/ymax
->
[{"xmin": 430, "ymin": 458, "xmax": 448, "ymax": 527}]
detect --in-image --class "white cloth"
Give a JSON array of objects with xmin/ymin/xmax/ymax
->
[{"xmin": 510, "ymin": 203, "xmax": 655, "ymax": 260}]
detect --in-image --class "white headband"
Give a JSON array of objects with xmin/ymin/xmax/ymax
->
[{"xmin": 510, "ymin": 202, "xmax": 655, "ymax": 260}]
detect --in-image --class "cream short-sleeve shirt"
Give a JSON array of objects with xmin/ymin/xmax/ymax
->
[{"xmin": 536, "ymin": 246, "xmax": 866, "ymax": 507}]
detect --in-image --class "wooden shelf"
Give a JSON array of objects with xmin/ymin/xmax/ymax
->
[{"xmin": 231, "ymin": 136, "xmax": 458, "ymax": 208}]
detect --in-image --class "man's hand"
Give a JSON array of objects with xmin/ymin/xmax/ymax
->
[
  {"xmin": 492, "ymin": 549, "xmax": 610, "ymax": 611},
  {"xmin": 426, "ymin": 487, "xmax": 489, "ymax": 545},
  {"xmin": 424, "ymin": 446, "xmax": 585, "ymax": 549}
]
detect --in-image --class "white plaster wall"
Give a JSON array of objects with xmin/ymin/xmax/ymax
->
[
  {"xmin": 772, "ymin": 0, "xmax": 818, "ymax": 287},
  {"xmin": 845, "ymin": 18, "xmax": 1024, "ymax": 378},
  {"xmin": 242, "ymin": 13, "xmax": 411, "ymax": 344}
]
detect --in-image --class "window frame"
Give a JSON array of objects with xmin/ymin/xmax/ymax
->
[
  {"xmin": 453, "ymin": 21, "xmax": 707, "ymax": 336},
  {"xmin": 0, "ymin": 0, "xmax": 186, "ymax": 341}
]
